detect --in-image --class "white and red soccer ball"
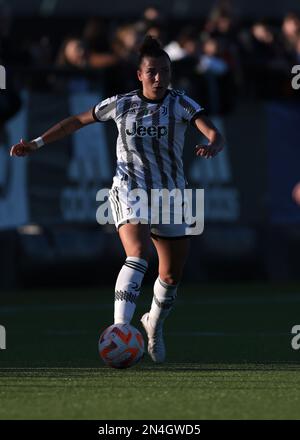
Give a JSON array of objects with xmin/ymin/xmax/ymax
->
[{"xmin": 99, "ymin": 323, "xmax": 144, "ymax": 369}]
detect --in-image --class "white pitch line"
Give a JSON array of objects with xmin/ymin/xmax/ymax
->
[
  {"xmin": 29, "ymin": 330, "xmax": 296, "ymax": 337},
  {"xmin": 0, "ymin": 363, "xmax": 299, "ymax": 372},
  {"xmin": 168, "ymin": 331, "xmax": 291, "ymax": 337},
  {"xmin": 1, "ymin": 294, "xmax": 300, "ymax": 314},
  {"xmin": 46, "ymin": 330, "xmax": 93, "ymax": 335},
  {"xmin": 176, "ymin": 296, "xmax": 300, "ymax": 305},
  {"xmin": 0, "ymin": 304, "xmax": 113, "ymax": 314}
]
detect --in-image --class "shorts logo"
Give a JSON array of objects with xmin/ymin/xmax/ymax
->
[{"xmin": 126, "ymin": 122, "xmax": 168, "ymax": 139}]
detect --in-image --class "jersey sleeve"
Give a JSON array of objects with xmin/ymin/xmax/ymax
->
[
  {"xmin": 177, "ymin": 94, "xmax": 205, "ymax": 124},
  {"xmin": 93, "ymin": 95, "xmax": 117, "ymax": 122}
]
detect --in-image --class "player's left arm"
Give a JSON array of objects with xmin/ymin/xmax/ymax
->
[{"xmin": 194, "ymin": 114, "xmax": 225, "ymax": 159}]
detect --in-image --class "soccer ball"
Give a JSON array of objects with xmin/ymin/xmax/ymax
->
[{"xmin": 98, "ymin": 323, "xmax": 144, "ymax": 369}]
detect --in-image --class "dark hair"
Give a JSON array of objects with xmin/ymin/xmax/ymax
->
[{"xmin": 138, "ymin": 35, "xmax": 170, "ymax": 66}]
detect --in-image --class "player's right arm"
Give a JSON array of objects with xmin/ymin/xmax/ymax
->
[{"xmin": 10, "ymin": 109, "xmax": 96, "ymax": 157}]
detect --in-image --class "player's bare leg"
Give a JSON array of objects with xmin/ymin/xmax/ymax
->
[
  {"xmin": 141, "ymin": 236, "xmax": 190, "ymax": 362},
  {"xmin": 151, "ymin": 236, "xmax": 190, "ymax": 285},
  {"xmin": 118, "ymin": 223, "xmax": 152, "ymax": 260},
  {"xmin": 113, "ymin": 223, "xmax": 152, "ymax": 325}
]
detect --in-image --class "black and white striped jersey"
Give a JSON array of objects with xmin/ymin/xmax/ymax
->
[{"xmin": 93, "ymin": 89, "xmax": 204, "ymax": 190}]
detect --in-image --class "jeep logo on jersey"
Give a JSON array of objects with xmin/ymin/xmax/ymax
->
[{"xmin": 126, "ymin": 122, "xmax": 168, "ymax": 139}]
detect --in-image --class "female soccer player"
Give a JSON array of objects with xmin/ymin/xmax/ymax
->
[{"xmin": 10, "ymin": 36, "xmax": 224, "ymax": 363}]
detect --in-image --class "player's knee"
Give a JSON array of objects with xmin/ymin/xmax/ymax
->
[
  {"xmin": 128, "ymin": 246, "xmax": 150, "ymax": 261},
  {"xmin": 159, "ymin": 273, "xmax": 180, "ymax": 286}
]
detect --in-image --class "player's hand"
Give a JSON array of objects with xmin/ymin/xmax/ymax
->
[
  {"xmin": 195, "ymin": 143, "xmax": 223, "ymax": 159},
  {"xmin": 10, "ymin": 139, "xmax": 38, "ymax": 157}
]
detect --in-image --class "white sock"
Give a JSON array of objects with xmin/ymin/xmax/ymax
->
[
  {"xmin": 114, "ymin": 256, "xmax": 148, "ymax": 324},
  {"xmin": 149, "ymin": 277, "xmax": 178, "ymax": 328}
]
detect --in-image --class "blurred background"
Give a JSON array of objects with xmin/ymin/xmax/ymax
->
[{"xmin": 1, "ymin": 0, "xmax": 300, "ymax": 290}]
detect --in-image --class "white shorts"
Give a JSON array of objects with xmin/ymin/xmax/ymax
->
[{"xmin": 108, "ymin": 185, "xmax": 197, "ymax": 238}]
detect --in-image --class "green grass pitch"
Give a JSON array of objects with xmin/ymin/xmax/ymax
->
[{"xmin": 0, "ymin": 283, "xmax": 300, "ymax": 419}]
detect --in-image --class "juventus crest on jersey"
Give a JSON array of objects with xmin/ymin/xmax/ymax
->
[{"xmin": 93, "ymin": 89, "xmax": 204, "ymax": 191}]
